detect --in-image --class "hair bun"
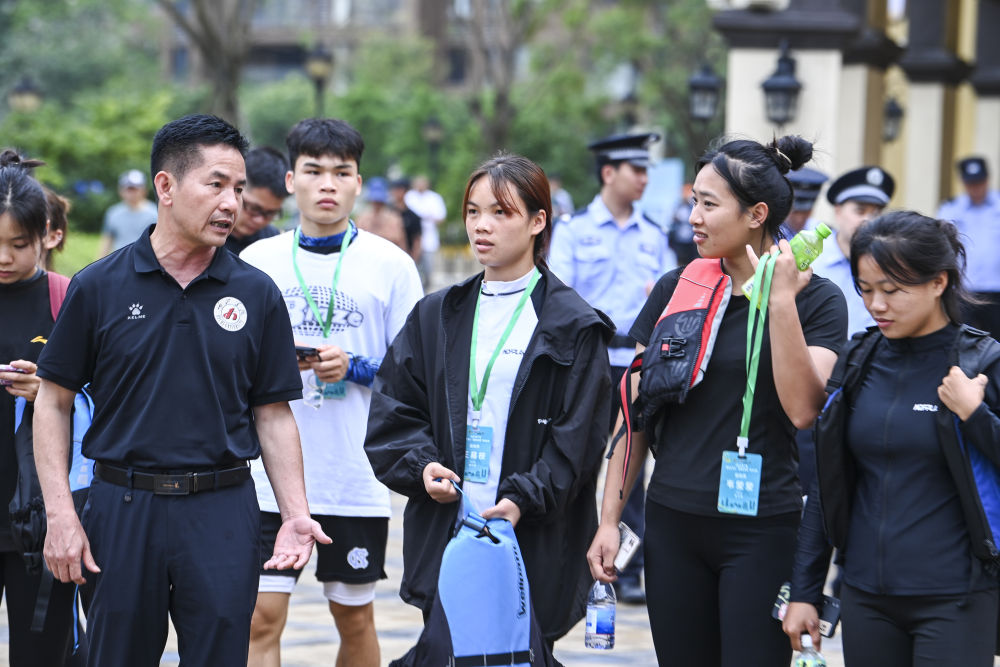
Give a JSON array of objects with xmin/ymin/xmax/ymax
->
[
  {"xmin": 0, "ymin": 148, "xmax": 45, "ymax": 170},
  {"xmin": 769, "ymin": 135, "xmax": 813, "ymax": 174}
]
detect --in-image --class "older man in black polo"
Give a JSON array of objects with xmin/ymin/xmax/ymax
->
[{"xmin": 33, "ymin": 114, "xmax": 329, "ymax": 667}]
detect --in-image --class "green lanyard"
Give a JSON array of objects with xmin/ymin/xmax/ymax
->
[
  {"xmin": 291, "ymin": 225, "xmax": 354, "ymax": 339},
  {"xmin": 469, "ymin": 269, "xmax": 541, "ymax": 415},
  {"xmin": 738, "ymin": 253, "xmax": 776, "ymax": 457}
]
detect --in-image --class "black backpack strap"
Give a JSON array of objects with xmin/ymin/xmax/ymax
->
[
  {"xmin": 30, "ymin": 567, "xmax": 54, "ymax": 632},
  {"xmin": 827, "ymin": 327, "xmax": 881, "ymax": 397},
  {"xmin": 607, "ymin": 352, "xmax": 643, "ymax": 498}
]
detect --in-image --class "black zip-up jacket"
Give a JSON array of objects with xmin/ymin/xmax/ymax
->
[
  {"xmin": 791, "ymin": 325, "xmax": 1000, "ymax": 605},
  {"xmin": 364, "ymin": 267, "xmax": 614, "ymax": 641}
]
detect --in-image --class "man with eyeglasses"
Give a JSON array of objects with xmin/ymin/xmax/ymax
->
[{"xmin": 224, "ymin": 146, "xmax": 290, "ymax": 255}]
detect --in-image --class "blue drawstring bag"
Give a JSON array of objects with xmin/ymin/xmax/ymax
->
[{"xmin": 391, "ymin": 484, "xmax": 557, "ymax": 666}]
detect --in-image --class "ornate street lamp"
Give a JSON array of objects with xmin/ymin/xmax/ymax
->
[
  {"xmin": 421, "ymin": 116, "xmax": 444, "ymax": 183},
  {"xmin": 305, "ymin": 45, "xmax": 334, "ymax": 117},
  {"xmin": 883, "ymin": 97, "xmax": 904, "ymax": 143},
  {"xmin": 7, "ymin": 76, "xmax": 43, "ymax": 113},
  {"xmin": 761, "ymin": 40, "xmax": 801, "ymax": 128},
  {"xmin": 620, "ymin": 89, "xmax": 639, "ymax": 130},
  {"xmin": 688, "ymin": 62, "xmax": 723, "ymax": 122}
]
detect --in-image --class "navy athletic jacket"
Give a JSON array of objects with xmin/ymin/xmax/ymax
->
[{"xmin": 791, "ymin": 324, "xmax": 1000, "ymax": 605}]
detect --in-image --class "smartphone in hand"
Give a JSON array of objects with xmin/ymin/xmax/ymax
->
[
  {"xmin": 295, "ymin": 346, "xmax": 319, "ymax": 361},
  {"xmin": 0, "ymin": 364, "xmax": 26, "ymax": 387}
]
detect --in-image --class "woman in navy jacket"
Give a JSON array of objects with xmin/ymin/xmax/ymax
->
[
  {"xmin": 785, "ymin": 211, "xmax": 1000, "ymax": 665},
  {"xmin": 364, "ymin": 154, "xmax": 613, "ymax": 644}
]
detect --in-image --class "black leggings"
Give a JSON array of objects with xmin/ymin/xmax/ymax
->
[
  {"xmin": 841, "ymin": 582, "xmax": 998, "ymax": 666},
  {"xmin": 0, "ymin": 550, "xmax": 77, "ymax": 666},
  {"xmin": 644, "ymin": 501, "xmax": 798, "ymax": 667}
]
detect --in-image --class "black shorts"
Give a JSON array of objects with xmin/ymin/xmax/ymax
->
[{"xmin": 258, "ymin": 511, "xmax": 388, "ymax": 584}]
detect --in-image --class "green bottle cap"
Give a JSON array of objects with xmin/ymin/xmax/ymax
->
[{"xmin": 815, "ymin": 223, "xmax": 831, "ymax": 239}]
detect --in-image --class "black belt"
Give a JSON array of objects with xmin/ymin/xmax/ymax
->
[
  {"xmin": 453, "ymin": 650, "xmax": 533, "ymax": 666},
  {"xmin": 610, "ymin": 333, "xmax": 635, "ymax": 349},
  {"xmin": 94, "ymin": 462, "xmax": 250, "ymax": 496}
]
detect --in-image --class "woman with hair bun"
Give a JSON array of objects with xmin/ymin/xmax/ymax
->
[
  {"xmin": 785, "ymin": 211, "xmax": 1000, "ymax": 665},
  {"xmin": 0, "ymin": 149, "xmax": 79, "ymax": 664},
  {"xmin": 587, "ymin": 135, "xmax": 847, "ymax": 664}
]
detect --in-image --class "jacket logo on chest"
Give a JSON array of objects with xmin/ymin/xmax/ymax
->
[
  {"xmin": 127, "ymin": 303, "xmax": 145, "ymax": 320},
  {"xmin": 214, "ymin": 297, "xmax": 247, "ymax": 332},
  {"xmin": 912, "ymin": 403, "xmax": 938, "ymax": 412}
]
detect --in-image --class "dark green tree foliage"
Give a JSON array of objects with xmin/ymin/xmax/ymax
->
[
  {"xmin": 0, "ymin": 0, "xmax": 160, "ymax": 107},
  {"xmin": 1, "ymin": 92, "xmax": 175, "ymax": 232},
  {"xmin": 583, "ymin": 0, "xmax": 727, "ymax": 177},
  {"xmin": 0, "ymin": 0, "xmax": 171, "ymax": 232}
]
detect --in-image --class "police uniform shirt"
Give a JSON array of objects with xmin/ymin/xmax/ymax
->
[
  {"xmin": 37, "ymin": 227, "xmax": 302, "ymax": 469},
  {"xmin": 548, "ymin": 194, "xmax": 675, "ymax": 367},
  {"xmin": 937, "ymin": 191, "xmax": 1000, "ymax": 293},
  {"xmin": 810, "ymin": 229, "xmax": 875, "ymax": 338}
]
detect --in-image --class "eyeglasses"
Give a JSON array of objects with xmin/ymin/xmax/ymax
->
[{"xmin": 243, "ymin": 199, "xmax": 283, "ymax": 222}]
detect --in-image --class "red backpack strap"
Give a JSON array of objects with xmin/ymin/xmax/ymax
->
[{"xmin": 46, "ymin": 272, "xmax": 71, "ymax": 321}]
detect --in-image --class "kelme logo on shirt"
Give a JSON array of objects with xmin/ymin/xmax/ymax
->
[
  {"xmin": 214, "ymin": 297, "xmax": 247, "ymax": 332},
  {"xmin": 127, "ymin": 303, "xmax": 146, "ymax": 320}
]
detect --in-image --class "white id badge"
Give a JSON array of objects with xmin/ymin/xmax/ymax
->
[
  {"xmin": 464, "ymin": 425, "xmax": 494, "ymax": 484},
  {"xmin": 717, "ymin": 451, "xmax": 762, "ymax": 516}
]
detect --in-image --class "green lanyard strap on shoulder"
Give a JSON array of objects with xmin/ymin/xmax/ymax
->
[
  {"xmin": 291, "ymin": 225, "xmax": 354, "ymax": 339},
  {"xmin": 738, "ymin": 253, "xmax": 776, "ymax": 457}
]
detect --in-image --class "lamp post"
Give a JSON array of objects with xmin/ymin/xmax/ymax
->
[
  {"xmin": 421, "ymin": 116, "xmax": 444, "ymax": 183},
  {"xmin": 882, "ymin": 97, "xmax": 904, "ymax": 143},
  {"xmin": 7, "ymin": 76, "xmax": 43, "ymax": 113},
  {"xmin": 688, "ymin": 62, "xmax": 723, "ymax": 122},
  {"xmin": 620, "ymin": 89, "xmax": 639, "ymax": 131},
  {"xmin": 761, "ymin": 40, "xmax": 801, "ymax": 129},
  {"xmin": 305, "ymin": 45, "xmax": 334, "ymax": 117}
]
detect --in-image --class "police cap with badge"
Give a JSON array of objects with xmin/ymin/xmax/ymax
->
[
  {"xmin": 588, "ymin": 132, "xmax": 661, "ymax": 167},
  {"xmin": 826, "ymin": 166, "xmax": 895, "ymax": 207},
  {"xmin": 957, "ymin": 156, "xmax": 989, "ymax": 184},
  {"xmin": 787, "ymin": 167, "xmax": 828, "ymax": 211}
]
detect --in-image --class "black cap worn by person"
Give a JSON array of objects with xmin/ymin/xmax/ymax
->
[
  {"xmin": 588, "ymin": 132, "xmax": 661, "ymax": 168},
  {"xmin": 787, "ymin": 167, "xmax": 828, "ymax": 212},
  {"xmin": 957, "ymin": 156, "xmax": 989, "ymax": 184},
  {"xmin": 826, "ymin": 166, "xmax": 895, "ymax": 207}
]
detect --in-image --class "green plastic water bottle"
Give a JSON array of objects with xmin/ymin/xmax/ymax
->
[{"xmin": 741, "ymin": 223, "xmax": 832, "ymax": 300}]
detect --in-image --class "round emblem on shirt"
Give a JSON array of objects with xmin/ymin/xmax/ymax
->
[{"xmin": 214, "ymin": 297, "xmax": 247, "ymax": 332}]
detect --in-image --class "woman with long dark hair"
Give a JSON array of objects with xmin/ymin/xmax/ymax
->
[
  {"xmin": 0, "ymin": 149, "xmax": 79, "ymax": 664},
  {"xmin": 365, "ymin": 153, "xmax": 613, "ymax": 649},
  {"xmin": 785, "ymin": 211, "xmax": 1000, "ymax": 665},
  {"xmin": 587, "ymin": 135, "xmax": 848, "ymax": 665}
]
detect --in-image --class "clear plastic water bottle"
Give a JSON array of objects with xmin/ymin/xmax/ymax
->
[
  {"xmin": 584, "ymin": 580, "xmax": 616, "ymax": 649},
  {"xmin": 742, "ymin": 223, "xmax": 833, "ymax": 300},
  {"xmin": 794, "ymin": 634, "xmax": 827, "ymax": 667}
]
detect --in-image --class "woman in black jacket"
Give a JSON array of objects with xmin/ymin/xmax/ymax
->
[
  {"xmin": 364, "ymin": 154, "xmax": 613, "ymax": 644},
  {"xmin": 0, "ymin": 150, "xmax": 79, "ymax": 664},
  {"xmin": 784, "ymin": 211, "xmax": 1000, "ymax": 665}
]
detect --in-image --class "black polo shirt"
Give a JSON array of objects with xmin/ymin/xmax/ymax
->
[
  {"xmin": 37, "ymin": 227, "xmax": 302, "ymax": 469},
  {"xmin": 631, "ymin": 267, "xmax": 846, "ymax": 517}
]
